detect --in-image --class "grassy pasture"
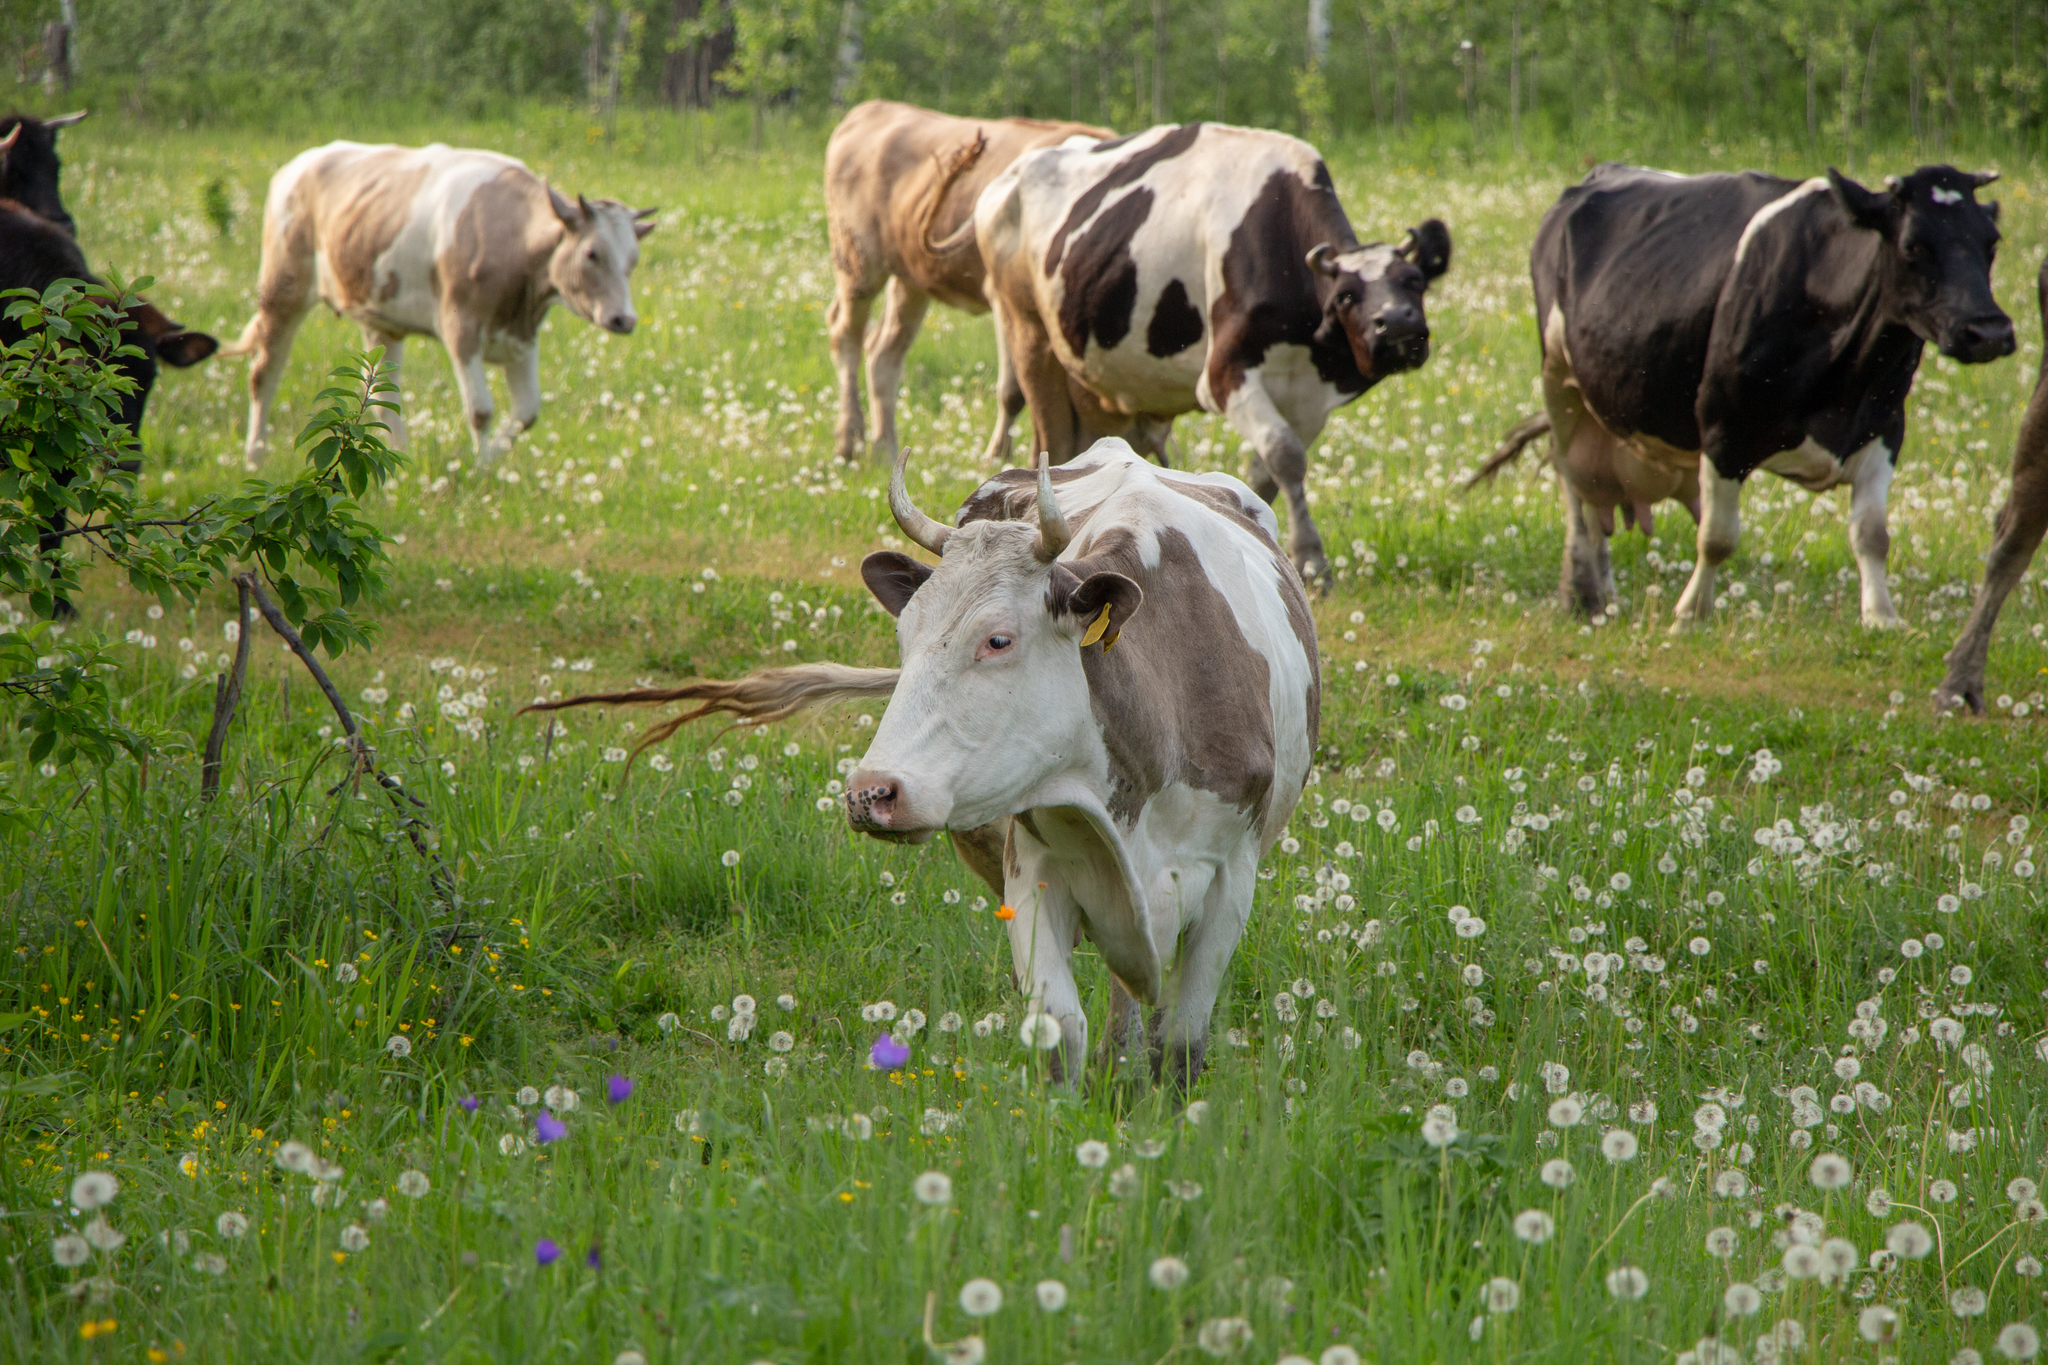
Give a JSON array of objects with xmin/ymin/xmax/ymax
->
[{"xmin": 4, "ymin": 106, "xmax": 2048, "ymax": 1364}]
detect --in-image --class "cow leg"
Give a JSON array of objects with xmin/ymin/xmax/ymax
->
[
  {"xmin": 866, "ymin": 278, "xmax": 931, "ymax": 466},
  {"xmin": 1842, "ymin": 438, "xmax": 1902, "ymax": 627},
  {"xmin": 241, "ymin": 304, "xmax": 311, "ymax": 472},
  {"xmin": 1094, "ymin": 975, "xmax": 1150, "ymax": 1080},
  {"xmin": 359, "ymin": 326, "xmax": 408, "ymax": 450},
  {"xmin": 1556, "ymin": 481, "xmax": 1610, "ymax": 616},
  {"xmin": 980, "ymin": 296, "xmax": 1025, "ymax": 465},
  {"xmin": 1153, "ymin": 858, "xmax": 1254, "ymax": 1094},
  {"xmin": 1010, "ymin": 306, "xmax": 1082, "ymax": 465},
  {"xmin": 1938, "ymin": 425, "xmax": 2048, "ymax": 714},
  {"xmin": 1223, "ymin": 379, "xmax": 1324, "ymax": 581},
  {"xmin": 827, "ymin": 277, "xmax": 876, "ymax": 463},
  {"xmin": 440, "ymin": 318, "xmax": 497, "ymax": 462},
  {"xmin": 504, "ymin": 342, "xmax": 544, "ymax": 443},
  {"xmin": 1672, "ymin": 461, "xmax": 1743, "ymax": 630},
  {"xmin": 1003, "ymin": 869, "xmax": 1087, "ymax": 1085}
]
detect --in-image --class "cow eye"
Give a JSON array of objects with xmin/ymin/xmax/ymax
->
[
  {"xmin": 1336, "ymin": 291, "xmax": 1356, "ymax": 307},
  {"xmin": 985, "ymin": 634, "xmax": 1012, "ymax": 652},
  {"xmin": 587, "ymin": 248, "xmax": 601, "ymax": 262}
]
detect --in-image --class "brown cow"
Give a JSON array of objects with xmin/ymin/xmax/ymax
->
[
  {"xmin": 1937, "ymin": 258, "xmax": 2048, "ymax": 714},
  {"xmin": 825, "ymin": 100, "xmax": 1108, "ymax": 465}
]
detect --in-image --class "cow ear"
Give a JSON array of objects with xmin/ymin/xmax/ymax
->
[
  {"xmin": 861, "ymin": 551, "xmax": 935, "ymax": 618},
  {"xmin": 1826, "ymin": 167, "xmax": 1893, "ymax": 233},
  {"xmin": 547, "ymin": 183, "xmax": 582, "ymax": 227},
  {"xmin": 154, "ymin": 329, "xmax": 219, "ymax": 368},
  {"xmin": 1400, "ymin": 218, "xmax": 1453, "ymax": 284},
  {"xmin": 1984, "ymin": 199, "xmax": 2002, "ymax": 224},
  {"xmin": 1060, "ymin": 570, "xmax": 1143, "ymax": 651}
]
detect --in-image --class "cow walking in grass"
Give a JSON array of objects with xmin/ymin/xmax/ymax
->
[
  {"xmin": 529, "ymin": 440, "xmax": 1319, "ymax": 1090},
  {"xmin": 964, "ymin": 121, "xmax": 1450, "ymax": 583},
  {"xmin": 1476, "ymin": 162, "xmax": 2014, "ymax": 629},
  {"xmin": 825, "ymin": 100, "xmax": 1110, "ymax": 466},
  {"xmin": 1937, "ymin": 257, "xmax": 2048, "ymax": 715},
  {"xmin": 224, "ymin": 142, "xmax": 655, "ymax": 469}
]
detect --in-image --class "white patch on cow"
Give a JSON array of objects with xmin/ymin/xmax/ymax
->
[
  {"xmin": 1842, "ymin": 438, "xmax": 1902, "ymax": 627},
  {"xmin": 1671, "ymin": 461, "xmax": 1744, "ymax": 630},
  {"xmin": 1732, "ymin": 178, "xmax": 1830, "ymax": 268},
  {"xmin": 1931, "ymin": 186, "xmax": 1964, "ymax": 206}
]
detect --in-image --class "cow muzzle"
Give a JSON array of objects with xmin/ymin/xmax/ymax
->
[
  {"xmin": 602, "ymin": 311, "xmax": 637, "ymax": 336},
  {"xmin": 1939, "ymin": 313, "xmax": 2016, "ymax": 364},
  {"xmin": 844, "ymin": 771, "xmax": 938, "ymax": 843},
  {"xmin": 1372, "ymin": 313, "xmax": 1430, "ymax": 372}
]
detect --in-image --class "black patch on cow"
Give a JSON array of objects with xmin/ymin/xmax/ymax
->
[
  {"xmin": 1145, "ymin": 278, "xmax": 1204, "ymax": 357},
  {"xmin": 1045, "ymin": 123, "xmax": 1202, "ymax": 275},
  {"xmin": 1057, "ymin": 188, "xmax": 1152, "ymax": 357},
  {"xmin": 1207, "ymin": 167, "xmax": 1363, "ymax": 404}
]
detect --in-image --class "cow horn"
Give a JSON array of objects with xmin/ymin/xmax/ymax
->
[
  {"xmin": 0, "ymin": 124, "xmax": 18, "ymax": 156},
  {"xmin": 44, "ymin": 110, "xmax": 87, "ymax": 129},
  {"xmin": 633, "ymin": 205, "xmax": 659, "ymax": 220},
  {"xmin": 1883, "ymin": 175, "xmax": 1902, "ymax": 192},
  {"xmin": 1971, "ymin": 169, "xmax": 2002, "ymax": 188},
  {"xmin": 1306, "ymin": 243, "xmax": 1342, "ymax": 278},
  {"xmin": 1034, "ymin": 448, "xmax": 1072, "ymax": 562},
  {"xmin": 888, "ymin": 444, "xmax": 952, "ymax": 556}
]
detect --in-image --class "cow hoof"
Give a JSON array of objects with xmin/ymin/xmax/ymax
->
[
  {"xmin": 1861, "ymin": 613, "xmax": 1907, "ymax": 630},
  {"xmin": 1933, "ymin": 684, "xmax": 1985, "ymax": 717},
  {"xmin": 1667, "ymin": 613, "xmax": 1708, "ymax": 636},
  {"xmin": 1294, "ymin": 550, "xmax": 1330, "ymax": 587}
]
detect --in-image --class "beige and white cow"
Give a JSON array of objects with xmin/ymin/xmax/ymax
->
[{"xmin": 223, "ymin": 141, "xmax": 654, "ymax": 468}]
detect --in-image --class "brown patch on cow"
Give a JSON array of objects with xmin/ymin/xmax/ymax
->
[
  {"xmin": 1043, "ymin": 122, "xmax": 1202, "ymax": 275},
  {"xmin": 1056, "ymin": 187, "xmax": 1152, "ymax": 357},
  {"xmin": 1204, "ymin": 165, "xmax": 1359, "ymax": 410},
  {"xmin": 955, "ymin": 463, "xmax": 1094, "ymax": 527},
  {"xmin": 1146, "ymin": 278, "xmax": 1204, "ymax": 357},
  {"xmin": 441, "ymin": 170, "xmax": 561, "ymax": 343},
  {"xmin": 1062, "ymin": 525, "xmax": 1277, "ymax": 825},
  {"xmin": 319, "ymin": 160, "xmax": 431, "ymax": 313}
]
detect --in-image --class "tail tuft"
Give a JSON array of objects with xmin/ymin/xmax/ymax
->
[
  {"xmin": 1464, "ymin": 412, "xmax": 1552, "ymax": 489},
  {"xmin": 215, "ymin": 313, "xmax": 263, "ymax": 358}
]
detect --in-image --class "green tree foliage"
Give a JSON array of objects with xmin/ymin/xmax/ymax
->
[{"xmin": 0, "ymin": 278, "xmax": 402, "ymax": 830}]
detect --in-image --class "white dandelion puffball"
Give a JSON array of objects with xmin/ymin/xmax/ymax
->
[
  {"xmin": 216, "ymin": 1211, "xmax": 250, "ymax": 1238},
  {"xmin": 2001, "ymin": 1324, "xmax": 2044, "ymax": 1361},
  {"xmin": 516, "ymin": 1086, "xmax": 541, "ymax": 1107},
  {"xmin": 1076, "ymin": 1140, "xmax": 1111, "ymax": 1169},
  {"xmin": 1540, "ymin": 1158, "xmax": 1577, "ymax": 1189},
  {"xmin": 1886, "ymin": 1222, "xmax": 1934, "ymax": 1259},
  {"xmin": 544, "ymin": 1085, "xmax": 579, "ymax": 1112},
  {"xmin": 1809, "ymin": 1152, "xmax": 1853, "ymax": 1190},
  {"xmin": 1321, "ymin": 1349, "xmax": 1363, "ymax": 1365},
  {"xmin": 51, "ymin": 1233, "xmax": 90, "ymax": 1267},
  {"xmin": 83, "ymin": 1216, "xmax": 126, "ymax": 1252},
  {"xmin": 1035, "ymin": 1279, "xmax": 1068, "ymax": 1312},
  {"xmin": 192, "ymin": 1251, "xmax": 228, "ymax": 1275},
  {"xmin": 1019, "ymin": 1013, "xmax": 1064, "ymax": 1050},
  {"xmin": 614, "ymin": 1353, "xmax": 649, "ymax": 1365},
  {"xmin": 914, "ymin": 1171, "xmax": 953, "ymax": 1206},
  {"xmin": 1513, "ymin": 1209, "xmax": 1556, "ymax": 1244},
  {"xmin": 1483, "ymin": 1278, "xmax": 1521, "ymax": 1313},
  {"xmin": 941, "ymin": 1338, "xmax": 986, "ymax": 1365},
  {"xmin": 1148, "ymin": 1256, "xmax": 1191, "ymax": 1290},
  {"xmin": 957, "ymin": 1278, "xmax": 1004, "ymax": 1317},
  {"xmin": 1782, "ymin": 1245, "xmax": 1823, "ymax": 1279},
  {"xmin": 1715, "ymin": 1170, "xmax": 1750, "ymax": 1198},
  {"xmin": 396, "ymin": 1170, "xmax": 430, "ymax": 1198},
  {"xmin": 720, "ymin": 849, "xmax": 741, "ymax": 867},
  {"xmin": 1196, "ymin": 1317, "xmax": 1256, "ymax": 1355},
  {"xmin": 1420, "ymin": 1112, "xmax": 1459, "ymax": 1147},
  {"xmin": 275, "ymin": 1141, "xmax": 315, "ymax": 1173},
  {"xmin": 1724, "ymin": 1283, "xmax": 1763, "ymax": 1317},
  {"xmin": 1857, "ymin": 1305, "xmax": 1899, "ymax": 1344},
  {"xmin": 69, "ymin": 1171, "xmax": 119, "ymax": 1211},
  {"xmin": 777, "ymin": 993, "xmax": 797, "ymax": 1011},
  {"xmin": 365, "ymin": 1198, "xmax": 389, "ymax": 1224},
  {"xmin": 1548, "ymin": 1097, "xmax": 1584, "ymax": 1128},
  {"xmin": 732, "ymin": 994, "xmax": 757, "ymax": 1017},
  {"xmin": 499, "ymin": 1134, "xmax": 526, "ymax": 1156},
  {"xmin": 339, "ymin": 1224, "xmax": 370, "ymax": 1253},
  {"xmin": 1601, "ymin": 1129, "xmax": 1639, "ymax": 1162},
  {"xmin": 1952, "ymin": 1287, "xmax": 1989, "ymax": 1317},
  {"xmin": 1605, "ymin": 1266, "xmax": 1650, "ymax": 1300},
  {"xmin": 1704, "ymin": 1227, "xmax": 1740, "ymax": 1258},
  {"xmin": 768, "ymin": 1030, "xmax": 794, "ymax": 1053},
  {"xmin": 1183, "ymin": 1100, "xmax": 1210, "ymax": 1126},
  {"xmin": 384, "ymin": 1034, "xmax": 412, "ymax": 1058}
]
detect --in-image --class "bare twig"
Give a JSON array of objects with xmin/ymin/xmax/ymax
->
[
  {"xmin": 200, "ymin": 579, "xmax": 252, "ymax": 800},
  {"xmin": 40, "ymin": 501, "xmax": 221, "ymax": 541}
]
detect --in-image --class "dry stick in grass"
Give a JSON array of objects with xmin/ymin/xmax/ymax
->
[{"xmin": 199, "ymin": 579, "xmax": 253, "ymax": 800}]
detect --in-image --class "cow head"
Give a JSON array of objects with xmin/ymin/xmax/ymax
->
[
  {"xmin": 0, "ymin": 110, "xmax": 86, "ymax": 235},
  {"xmin": 1307, "ymin": 218, "xmax": 1451, "ymax": 381},
  {"xmin": 1828, "ymin": 166, "xmax": 2015, "ymax": 365},
  {"xmin": 844, "ymin": 449, "xmax": 1142, "ymax": 840},
  {"xmin": 545, "ymin": 185, "xmax": 657, "ymax": 336}
]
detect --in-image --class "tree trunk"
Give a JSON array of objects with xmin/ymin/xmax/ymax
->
[
  {"xmin": 661, "ymin": 0, "xmax": 734, "ymax": 110},
  {"xmin": 1307, "ymin": 0, "xmax": 1330, "ymax": 67},
  {"xmin": 831, "ymin": 0, "xmax": 865, "ymax": 108},
  {"xmin": 1153, "ymin": 0, "xmax": 1169, "ymax": 122},
  {"xmin": 587, "ymin": 3, "xmax": 609, "ymax": 108},
  {"xmin": 1510, "ymin": 7, "xmax": 1521, "ymax": 152}
]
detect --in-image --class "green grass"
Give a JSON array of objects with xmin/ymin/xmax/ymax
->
[{"xmin": 4, "ymin": 106, "xmax": 2048, "ymax": 1364}]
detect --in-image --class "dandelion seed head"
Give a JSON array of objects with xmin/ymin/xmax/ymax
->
[{"xmin": 957, "ymin": 1278, "xmax": 1003, "ymax": 1317}]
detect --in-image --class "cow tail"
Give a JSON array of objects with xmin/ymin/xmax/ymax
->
[
  {"xmin": 919, "ymin": 129, "xmax": 989, "ymax": 260},
  {"xmin": 216, "ymin": 312, "xmax": 263, "ymax": 358},
  {"xmin": 517, "ymin": 664, "xmax": 900, "ymax": 771},
  {"xmin": 1464, "ymin": 412, "xmax": 1553, "ymax": 489}
]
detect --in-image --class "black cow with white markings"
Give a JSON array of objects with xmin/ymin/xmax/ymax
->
[
  {"xmin": 1, "ymin": 109, "xmax": 87, "ymax": 234},
  {"xmin": 1479, "ymin": 161, "xmax": 2014, "ymax": 628},
  {"xmin": 970, "ymin": 122, "xmax": 1450, "ymax": 581}
]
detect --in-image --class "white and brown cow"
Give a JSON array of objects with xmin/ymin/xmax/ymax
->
[
  {"xmin": 223, "ymin": 142, "xmax": 654, "ymax": 468},
  {"xmin": 969, "ymin": 121, "xmax": 1450, "ymax": 581},
  {"xmin": 527, "ymin": 438, "xmax": 1319, "ymax": 1089},
  {"xmin": 825, "ymin": 100, "xmax": 1109, "ymax": 466}
]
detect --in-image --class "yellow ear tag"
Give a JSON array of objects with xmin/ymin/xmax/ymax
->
[
  {"xmin": 1080, "ymin": 603, "xmax": 1112, "ymax": 647},
  {"xmin": 1100, "ymin": 629, "xmax": 1121, "ymax": 653}
]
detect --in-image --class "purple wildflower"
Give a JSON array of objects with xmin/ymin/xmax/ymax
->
[
  {"xmin": 534, "ymin": 1111, "xmax": 567, "ymax": 1144},
  {"xmin": 457, "ymin": 1095, "xmax": 481, "ymax": 1113},
  {"xmin": 535, "ymin": 1238, "xmax": 561, "ymax": 1266},
  {"xmin": 870, "ymin": 1034, "xmax": 910, "ymax": 1071},
  {"xmin": 585, "ymin": 1242, "xmax": 603, "ymax": 1270},
  {"xmin": 606, "ymin": 1074, "xmax": 633, "ymax": 1105}
]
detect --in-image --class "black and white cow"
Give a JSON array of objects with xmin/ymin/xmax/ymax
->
[
  {"xmin": 973, "ymin": 122, "xmax": 1450, "ymax": 581},
  {"xmin": 1481, "ymin": 162, "xmax": 2014, "ymax": 627},
  {"xmin": 528, "ymin": 439, "xmax": 1319, "ymax": 1089},
  {"xmin": 0, "ymin": 109, "xmax": 86, "ymax": 235}
]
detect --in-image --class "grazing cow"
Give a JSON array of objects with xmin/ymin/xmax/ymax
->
[
  {"xmin": 2, "ymin": 199, "xmax": 219, "ymax": 616},
  {"xmin": 1936, "ymin": 258, "xmax": 2048, "ymax": 715},
  {"xmin": 967, "ymin": 121, "xmax": 1450, "ymax": 581},
  {"xmin": 825, "ymin": 100, "xmax": 1110, "ymax": 465},
  {"xmin": 1476, "ymin": 161, "xmax": 2014, "ymax": 628},
  {"xmin": 223, "ymin": 141, "xmax": 655, "ymax": 468},
  {"xmin": 528, "ymin": 439, "xmax": 1319, "ymax": 1088},
  {"xmin": 0, "ymin": 109, "xmax": 87, "ymax": 234}
]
